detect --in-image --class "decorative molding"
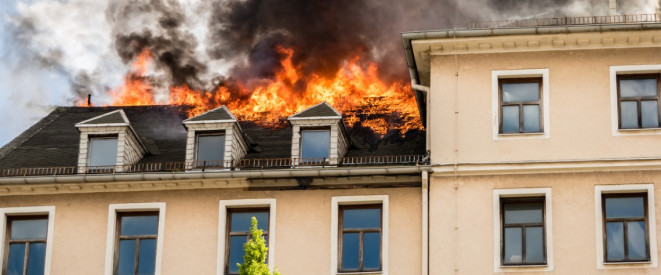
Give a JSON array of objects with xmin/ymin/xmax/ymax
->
[{"xmin": 415, "ymin": 30, "xmax": 661, "ymax": 56}]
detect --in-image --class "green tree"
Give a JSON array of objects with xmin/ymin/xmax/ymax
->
[{"xmin": 238, "ymin": 217, "xmax": 282, "ymax": 275}]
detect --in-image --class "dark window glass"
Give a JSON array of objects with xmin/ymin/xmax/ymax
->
[
  {"xmin": 88, "ymin": 137, "xmax": 118, "ymax": 167},
  {"xmin": 300, "ymin": 130, "xmax": 330, "ymax": 160},
  {"xmin": 499, "ymin": 78, "xmax": 543, "ymax": 134},
  {"xmin": 196, "ymin": 133, "xmax": 225, "ymax": 166},
  {"xmin": 339, "ymin": 205, "xmax": 381, "ymax": 272},
  {"xmin": 617, "ymin": 75, "xmax": 661, "ymax": 129},
  {"xmin": 4, "ymin": 216, "xmax": 48, "ymax": 275},
  {"xmin": 501, "ymin": 198, "xmax": 546, "ymax": 265},
  {"xmin": 603, "ymin": 193, "xmax": 649, "ymax": 262},
  {"xmin": 115, "ymin": 212, "xmax": 159, "ymax": 275},
  {"xmin": 225, "ymin": 209, "xmax": 269, "ymax": 275}
]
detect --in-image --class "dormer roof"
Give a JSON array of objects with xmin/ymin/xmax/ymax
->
[
  {"xmin": 75, "ymin": 109, "xmax": 130, "ymax": 127},
  {"xmin": 183, "ymin": 106, "xmax": 237, "ymax": 123},
  {"xmin": 288, "ymin": 102, "xmax": 342, "ymax": 120}
]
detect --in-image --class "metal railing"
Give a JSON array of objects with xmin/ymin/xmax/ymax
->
[
  {"xmin": 465, "ymin": 14, "xmax": 660, "ymax": 29},
  {"xmin": 0, "ymin": 155, "xmax": 429, "ymax": 177}
]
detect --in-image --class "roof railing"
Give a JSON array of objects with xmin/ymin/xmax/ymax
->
[
  {"xmin": 0, "ymin": 154, "xmax": 429, "ymax": 177},
  {"xmin": 464, "ymin": 13, "xmax": 659, "ymax": 30}
]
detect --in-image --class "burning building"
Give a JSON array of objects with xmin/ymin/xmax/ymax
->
[{"xmin": 4, "ymin": 0, "xmax": 661, "ymax": 274}]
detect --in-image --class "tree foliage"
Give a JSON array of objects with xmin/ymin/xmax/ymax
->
[{"xmin": 238, "ymin": 217, "xmax": 282, "ymax": 275}]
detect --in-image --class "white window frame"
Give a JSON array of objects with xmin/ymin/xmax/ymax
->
[
  {"xmin": 493, "ymin": 188, "xmax": 553, "ymax": 272},
  {"xmin": 330, "ymin": 195, "xmax": 389, "ymax": 275},
  {"xmin": 595, "ymin": 184, "xmax": 657, "ymax": 269},
  {"xmin": 217, "ymin": 199, "xmax": 277, "ymax": 275},
  {"xmin": 0, "ymin": 206, "xmax": 56, "ymax": 275},
  {"xmin": 492, "ymin": 69, "xmax": 551, "ymax": 140},
  {"xmin": 104, "ymin": 203, "xmax": 166, "ymax": 275},
  {"xmin": 610, "ymin": 65, "xmax": 661, "ymax": 136}
]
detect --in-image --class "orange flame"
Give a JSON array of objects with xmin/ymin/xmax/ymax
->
[{"xmin": 81, "ymin": 46, "xmax": 423, "ymax": 136}]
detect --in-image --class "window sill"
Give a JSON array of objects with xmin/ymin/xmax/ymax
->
[
  {"xmin": 496, "ymin": 264, "xmax": 552, "ymax": 273},
  {"xmin": 494, "ymin": 131, "xmax": 548, "ymax": 140},
  {"xmin": 337, "ymin": 271, "xmax": 382, "ymax": 275},
  {"xmin": 603, "ymin": 261, "xmax": 651, "ymax": 265},
  {"xmin": 500, "ymin": 264, "xmax": 548, "ymax": 268},
  {"xmin": 617, "ymin": 127, "xmax": 661, "ymax": 134}
]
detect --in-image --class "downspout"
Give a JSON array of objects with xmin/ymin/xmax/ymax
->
[
  {"xmin": 412, "ymin": 79, "xmax": 431, "ymax": 153},
  {"xmin": 421, "ymin": 170, "xmax": 430, "ymax": 275}
]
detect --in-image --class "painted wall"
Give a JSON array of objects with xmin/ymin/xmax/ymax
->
[
  {"xmin": 429, "ymin": 47, "xmax": 661, "ymax": 164},
  {"xmin": 429, "ymin": 171, "xmax": 661, "ymax": 274},
  {"xmin": 0, "ymin": 185, "xmax": 420, "ymax": 275}
]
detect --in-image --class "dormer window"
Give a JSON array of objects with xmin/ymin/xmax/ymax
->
[
  {"xmin": 195, "ymin": 131, "xmax": 226, "ymax": 167},
  {"xmin": 183, "ymin": 106, "xmax": 248, "ymax": 170},
  {"xmin": 288, "ymin": 102, "xmax": 349, "ymax": 166},
  {"xmin": 75, "ymin": 109, "xmax": 146, "ymax": 173},
  {"xmin": 88, "ymin": 136, "xmax": 118, "ymax": 167},
  {"xmin": 300, "ymin": 128, "xmax": 330, "ymax": 162}
]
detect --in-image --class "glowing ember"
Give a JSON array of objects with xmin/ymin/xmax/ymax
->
[{"xmin": 79, "ymin": 46, "xmax": 423, "ymax": 135}]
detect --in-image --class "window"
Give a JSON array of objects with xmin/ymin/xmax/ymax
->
[
  {"xmin": 501, "ymin": 198, "xmax": 546, "ymax": 265},
  {"xmin": 595, "ymin": 184, "xmax": 657, "ymax": 269},
  {"xmin": 617, "ymin": 75, "xmax": 660, "ymax": 129},
  {"xmin": 0, "ymin": 207, "xmax": 55, "ymax": 275},
  {"xmin": 338, "ymin": 205, "xmax": 382, "ymax": 272},
  {"xmin": 195, "ymin": 132, "xmax": 225, "ymax": 167},
  {"xmin": 602, "ymin": 193, "xmax": 649, "ymax": 262},
  {"xmin": 499, "ymin": 78, "xmax": 543, "ymax": 134},
  {"xmin": 493, "ymin": 188, "xmax": 552, "ymax": 272},
  {"xmin": 3, "ymin": 216, "xmax": 49, "ymax": 275},
  {"xmin": 331, "ymin": 195, "xmax": 388, "ymax": 275},
  {"xmin": 217, "ymin": 199, "xmax": 276, "ymax": 275},
  {"xmin": 88, "ymin": 136, "xmax": 118, "ymax": 167},
  {"xmin": 300, "ymin": 129, "xmax": 330, "ymax": 162},
  {"xmin": 224, "ymin": 209, "xmax": 269, "ymax": 275},
  {"xmin": 105, "ymin": 203, "xmax": 165, "ymax": 275},
  {"xmin": 114, "ymin": 212, "xmax": 159, "ymax": 275}
]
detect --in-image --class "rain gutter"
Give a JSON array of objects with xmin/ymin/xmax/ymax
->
[{"xmin": 0, "ymin": 166, "xmax": 432, "ymax": 185}]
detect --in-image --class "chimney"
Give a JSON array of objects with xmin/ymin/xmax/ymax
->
[{"xmin": 87, "ymin": 94, "xmax": 92, "ymax": 107}]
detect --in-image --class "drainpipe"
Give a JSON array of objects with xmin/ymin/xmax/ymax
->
[{"xmin": 421, "ymin": 170, "xmax": 429, "ymax": 275}]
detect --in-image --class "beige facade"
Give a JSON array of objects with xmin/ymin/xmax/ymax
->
[
  {"xmin": 405, "ymin": 24, "xmax": 661, "ymax": 274},
  {"xmin": 0, "ymin": 184, "xmax": 422, "ymax": 275}
]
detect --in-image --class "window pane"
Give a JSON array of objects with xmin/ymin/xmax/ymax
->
[
  {"xmin": 27, "ymin": 243, "xmax": 46, "ymax": 275},
  {"xmin": 7, "ymin": 243, "xmax": 26, "ymax": 275},
  {"xmin": 641, "ymin": 100, "xmax": 659, "ymax": 128},
  {"xmin": 301, "ymin": 130, "xmax": 330, "ymax": 159},
  {"xmin": 230, "ymin": 212, "xmax": 269, "ymax": 232},
  {"xmin": 228, "ymin": 236, "xmax": 246, "ymax": 273},
  {"xmin": 137, "ymin": 239, "xmax": 156, "ymax": 275},
  {"xmin": 605, "ymin": 197, "xmax": 645, "ymax": 218},
  {"xmin": 503, "ymin": 202, "xmax": 543, "ymax": 224},
  {"xmin": 525, "ymin": 227, "xmax": 544, "ymax": 263},
  {"xmin": 363, "ymin": 232, "xmax": 381, "ymax": 270},
  {"xmin": 502, "ymin": 106, "xmax": 519, "ymax": 133},
  {"xmin": 117, "ymin": 239, "xmax": 136, "ymax": 275},
  {"xmin": 620, "ymin": 101, "xmax": 639, "ymax": 129},
  {"xmin": 620, "ymin": 78, "xmax": 657, "ymax": 98},
  {"xmin": 10, "ymin": 219, "xmax": 48, "ymax": 240},
  {"xmin": 196, "ymin": 134, "xmax": 225, "ymax": 162},
  {"xmin": 342, "ymin": 233, "xmax": 360, "ymax": 270},
  {"xmin": 606, "ymin": 222, "xmax": 625, "ymax": 261},
  {"xmin": 522, "ymin": 105, "xmax": 541, "ymax": 132},
  {"xmin": 89, "ymin": 138, "xmax": 118, "ymax": 166},
  {"xmin": 502, "ymin": 83, "xmax": 539, "ymax": 102},
  {"xmin": 343, "ymin": 208, "xmax": 381, "ymax": 229},
  {"xmin": 120, "ymin": 215, "xmax": 158, "ymax": 236},
  {"xmin": 504, "ymin": 227, "xmax": 522, "ymax": 264},
  {"xmin": 627, "ymin": 221, "xmax": 648, "ymax": 260}
]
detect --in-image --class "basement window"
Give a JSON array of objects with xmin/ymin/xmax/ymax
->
[
  {"xmin": 88, "ymin": 136, "xmax": 118, "ymax": 167},
  {"xmin": 300, "ymin": 129, "xmax": 330, "ymax": 163}
]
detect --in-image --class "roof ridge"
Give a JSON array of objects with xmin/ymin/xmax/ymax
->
[{"xmin": 0, "ymin": 107, "xmax": 69, "ymax": 161}]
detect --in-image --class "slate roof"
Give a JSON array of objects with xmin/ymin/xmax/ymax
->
[
  {"xmin": 78, "ymin": 110, "xmax": 128, "ymax": 125},
  {"xmin": 289, "ymin": 102, "xmax": 341, "ymax": 118},
  {"xmin": 0, "ymin": 105, "xmax": 426, "ymax": 169},
  {"xmin": 185, "ymin": 106, "xmax": 234, "ymax": 122}
]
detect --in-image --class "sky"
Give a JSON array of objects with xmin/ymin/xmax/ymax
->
[{"xmin": 0, "ymin": 0, "xmax": 658, "ymax": 148}]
